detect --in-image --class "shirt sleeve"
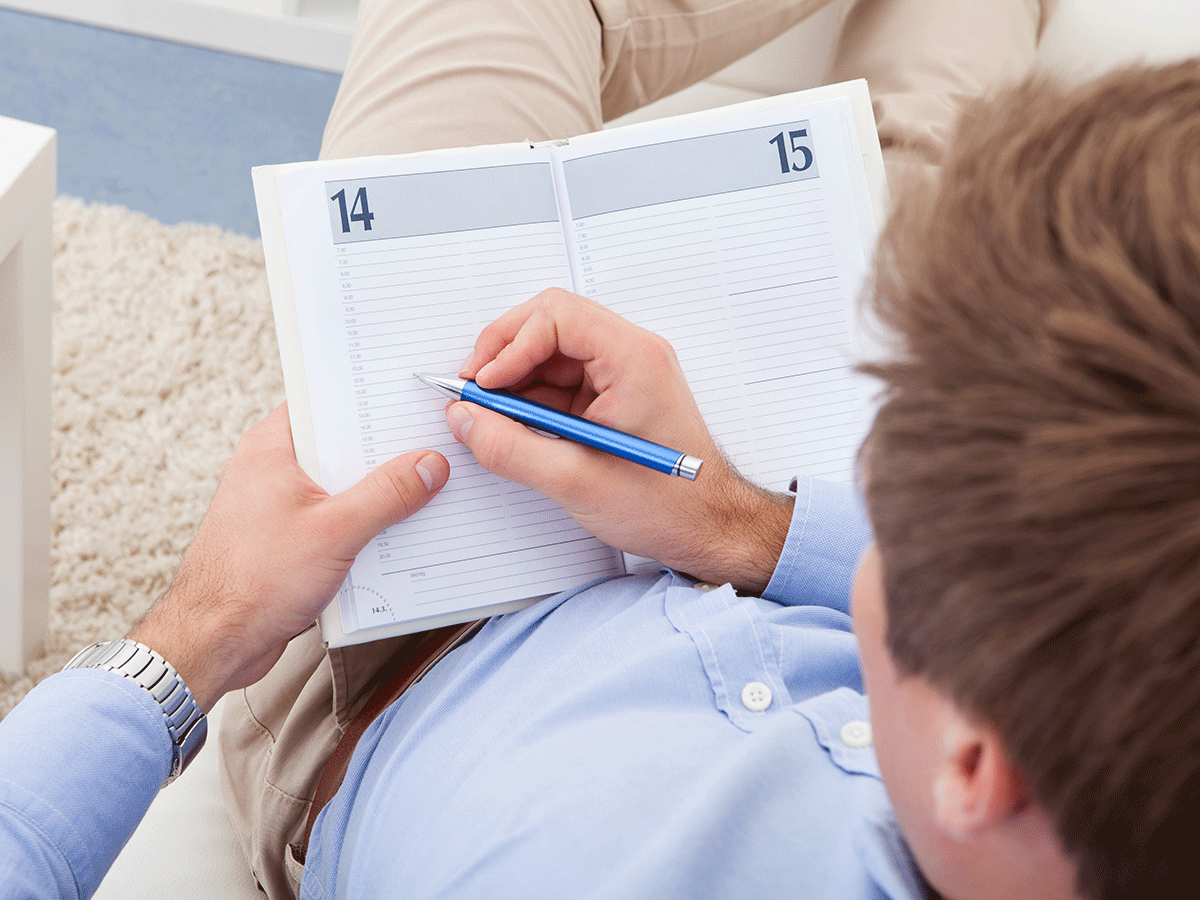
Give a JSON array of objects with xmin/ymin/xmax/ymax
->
[
  {"xmin": 0, "ymin": 669, "xmax": 172, "ymax": 900},
  {"xmin": 760, "ymin": 475, "xmax": 873, "ymax": 614}
]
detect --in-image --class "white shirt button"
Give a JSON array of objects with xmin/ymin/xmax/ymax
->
[
  {"xmin": 693, "ymin": 582, "xmax": 718, "ymax": 592},
  {"xmin": 741, "ymin": 681, "xmax": 772, "ymax": 712},
  {"xmin": 840, "ymin": 720, "xmax": 872, "ymax": 748}
]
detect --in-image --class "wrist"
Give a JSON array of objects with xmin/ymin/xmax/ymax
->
[
  {"xmin": 128, "ymin": 583, "xmax": 239, "ymax": 714},
  {"xmin": 689, "ymin": 467, "xmax": 794, "ymax": 595}
]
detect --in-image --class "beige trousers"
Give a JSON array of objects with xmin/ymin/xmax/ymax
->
[
  {"xmin": 219, "ymin": 2, "xmax": 1045, "ymax": 897},
  {"xmin": 321, "ymin": 0, "xmax": 1048, "ymax": 184}
]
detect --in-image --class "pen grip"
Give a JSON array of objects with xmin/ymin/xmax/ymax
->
[{"xmin": 461, "ymin": 381, "xmax": 686, "ymax": 477}]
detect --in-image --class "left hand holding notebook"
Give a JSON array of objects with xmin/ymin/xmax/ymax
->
[
  {"xmin": 129, "ymin": 403, "xmax": 450, "ymax": 710},
  {"xmin": 452, "ymin": 288, "xmax": 793, "ymax": 594}
]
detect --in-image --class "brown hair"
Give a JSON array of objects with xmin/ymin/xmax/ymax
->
[{"xmin": 862, "ymin": 61, "xmax": 1200, "ymax": 899}]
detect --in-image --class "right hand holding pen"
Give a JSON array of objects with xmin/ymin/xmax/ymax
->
[{"xmin": 449, "ymin": 289, "xmax": 792, "ymax": 594}]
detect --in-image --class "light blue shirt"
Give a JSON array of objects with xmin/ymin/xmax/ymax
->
[
  {"xmin": 0, "ymin": 670, "xmax": 170, "ymax": 898},
  {"xmin": 302, "ymin": 476, "xmax": 924, "ymax": 899},
  {"xmin": 0, "ymin": 476, "xmax": 925, "ymax": 899}
]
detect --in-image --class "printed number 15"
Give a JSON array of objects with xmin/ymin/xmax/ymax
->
[{"xmin": 769, "ymin": 129, "xmax": 813, "ymax": 174}]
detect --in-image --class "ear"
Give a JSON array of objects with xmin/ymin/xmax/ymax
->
[{"xmin": 931, "ymin": 713, "xmax": 1030, "ymax": 841}]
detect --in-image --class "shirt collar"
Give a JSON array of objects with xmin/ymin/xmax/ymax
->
[{"xmin": 854, "ymin": 795, "xmax": 932, "ymax": 900}]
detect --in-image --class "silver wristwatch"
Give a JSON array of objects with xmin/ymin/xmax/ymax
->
[{"xmin": 63, "ymin": 638, "xmax": 208, "ymax": 785}]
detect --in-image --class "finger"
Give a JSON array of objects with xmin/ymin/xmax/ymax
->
[
  {"xmin": 320, "ymin": 450, "xmax": 450, "ymax": 558},
  {"xmin": 519, "ymin": 383, "xmax": 576, "ymax": 413},
  {"xmin": 216, "ymin": 402, "xmax": 330, "ymax": 515},
  {"xmin": 513, "ymin": 353, "xmax": 588, "ymax": 393},
  {"xmin": 446, "ymin": 401, "xmax": 589, "ymax": 501},
  {"xmin": 474, "ymin": 301, "xmax": 565, "ymax": 388},
  {"xmin": 477, "ymin": 290, "xmax": 616, "ymax": 389},
  {"xmin": 460, "ymin": 293, "xmax": 546, "ymax": 379},
  {"xmin": 514, "ymin": 382, "xmax": 600, "ymax": 416}
]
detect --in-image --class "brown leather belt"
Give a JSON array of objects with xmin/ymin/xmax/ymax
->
[{"xmin": 298, "ymin": 618, "xmax": 488, "ymax": 859}]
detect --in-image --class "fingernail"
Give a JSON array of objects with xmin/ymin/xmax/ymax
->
[
  {"xmin": 475, "ymin": 360, "xmax": 495, "ymax": 385},
  {"xmin": 458, "ymin": 350, "xmax": 475, "ymax": 376},
  {"xmin": 415, "ymin": 453, "xmax": 448, "ymax": 492},
  {"xmin": 446, "ymin": 404, "xmax": 473, "ymax": 443}
]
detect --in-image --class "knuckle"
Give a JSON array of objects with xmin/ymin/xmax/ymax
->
[
  {"xmin": 542, "ymin": 287, "xmax": 591, "ymax": 319},
  {"xmin": 644, "ymin": 331, "xmax": 680, "ymax": 367},
  {"xmin": 542, "ymin": 286, "xmax": 574, "ymax": 307},
  {"xmin": 474, "ymin": 320, "xmax": 499, "ymax": 345}
]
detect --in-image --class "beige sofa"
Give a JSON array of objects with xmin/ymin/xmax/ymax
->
[{"xmin": 94, "ymin": 1, "xmax": 1200, "ymax": 897}]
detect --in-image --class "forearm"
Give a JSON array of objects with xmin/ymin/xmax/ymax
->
[
  {"xmin": 668, "ymin": 462, "xmax": 795, "ymax": 595},
  {"xmin": 127, "ymin": 574, "xmax": 239, "ymax": 715}
]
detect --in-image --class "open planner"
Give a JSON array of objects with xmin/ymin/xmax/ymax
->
[{"xmin": 253, "ymin": 79, "xmax": 888, "ymax": 647}]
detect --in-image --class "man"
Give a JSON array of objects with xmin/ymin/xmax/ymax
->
[
  {"xmin": 302, "ymin": 60, "xmax": 1200, "ymax": 899},
  {"xmin": 11, "ymin": 1, "xmax": 1124, "ymax": 898},
  {"xmin": 8, "ymin": 59, "xmax": 1199, "ymax": 898},
  {"xmin": 222, "ymin": 8, "xmax": 1048, "ymax": 894}
]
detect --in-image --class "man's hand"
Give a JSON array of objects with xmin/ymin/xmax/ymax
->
[
  {"xmin": 129, "ymin": 403, "xmax": 450, "ymax": 712},
  {"xmin": 450, "ymin": 288, "xmax": 793, "ymax": 593}
]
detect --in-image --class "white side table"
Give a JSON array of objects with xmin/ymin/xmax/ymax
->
[{"xmin": 0, "ymin": 115, "xmax": 55, "ymax": 675}]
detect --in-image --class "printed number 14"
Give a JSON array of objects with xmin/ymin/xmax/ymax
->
[
  {"xmin": 331, "ymin": 187, "xmax": 375, "ymax": 233},
  {"xmin": 769, "ymin": 129, "xmax": 813, "ymax": 174}
]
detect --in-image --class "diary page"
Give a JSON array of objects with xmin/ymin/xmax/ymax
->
[
  {"xmin": 556, "ymin": 98, "xmax": 876, "ymax": 495},
  {"xmin": 269, "ymin": 148, "xmax": 622, "ymax": 640}
]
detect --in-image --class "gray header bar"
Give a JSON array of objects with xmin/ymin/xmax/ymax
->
[
  {"xmin": 327, "ymin": 162, "xmax": 558, "ymax": 244},
  {"xmin": 562, "ymin": 121, "xmax": 818, "ymax": 220}
]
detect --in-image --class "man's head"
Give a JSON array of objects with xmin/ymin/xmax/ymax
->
[{"xmin": 858, "ymin": 61, "xmax": 1200, "ymax": 899}]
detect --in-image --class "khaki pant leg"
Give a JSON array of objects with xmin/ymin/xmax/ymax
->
[
  {"xmin": 218, "ymin": 625, "xmax": 414, "ymax": 900},
  {"xmin": 829, "ymin": 0, "xmax": 1044, "ymax": 192},
  {"xmin": 321, "ymin": 0, "xmax": 840, "ymax": 160},
  {"xmin": 320, "ymin": 0, "xmax": 605, "ymax": 158},
  {"xmin": 593, "ymin": 0, "xmax": 840, "ymax": 121},
  {"xmin": 218, "ymin": 628, "xmax": 330, "ymax": 900}
]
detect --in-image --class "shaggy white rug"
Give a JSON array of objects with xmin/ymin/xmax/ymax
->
[{"xmin": 0, "ymin": 197, "xmax": 283, "ymax": 717}]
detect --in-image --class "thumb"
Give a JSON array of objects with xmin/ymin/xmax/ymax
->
[
  {"xmin": 323, "ymin": 449, "xmax": 450, "ymax": 557},
  {"xmin": 447, "ymin": 401, "xmax": 585, "ymax": 499}
]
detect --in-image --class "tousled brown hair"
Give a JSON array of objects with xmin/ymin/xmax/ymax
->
[{"xmin": 862, "ymin": 61, "xmax": 1200, "ymax": 899}]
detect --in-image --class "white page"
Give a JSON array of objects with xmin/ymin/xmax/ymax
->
[
  {"xmin": 273, "ymin": 149, "xmax": 622, "ymax": 637},
  {"xmin": 555, "ymin": 98, "xmax": 875, "ymax": 497}
]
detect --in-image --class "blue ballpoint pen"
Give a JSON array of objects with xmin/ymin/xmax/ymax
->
[{"xmin": 415, "ymin": 373, "xmax": 704, "ymax": 480}]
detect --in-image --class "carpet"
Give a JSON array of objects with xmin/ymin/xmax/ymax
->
[{"xmin": 0, "ymin": 196, "xmax": 283, "ymax": 717}]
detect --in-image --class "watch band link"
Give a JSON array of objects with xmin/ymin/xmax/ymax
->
[{"xmin": 64, "ymin": 638, "xmax": 208, "ymax": 785}]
